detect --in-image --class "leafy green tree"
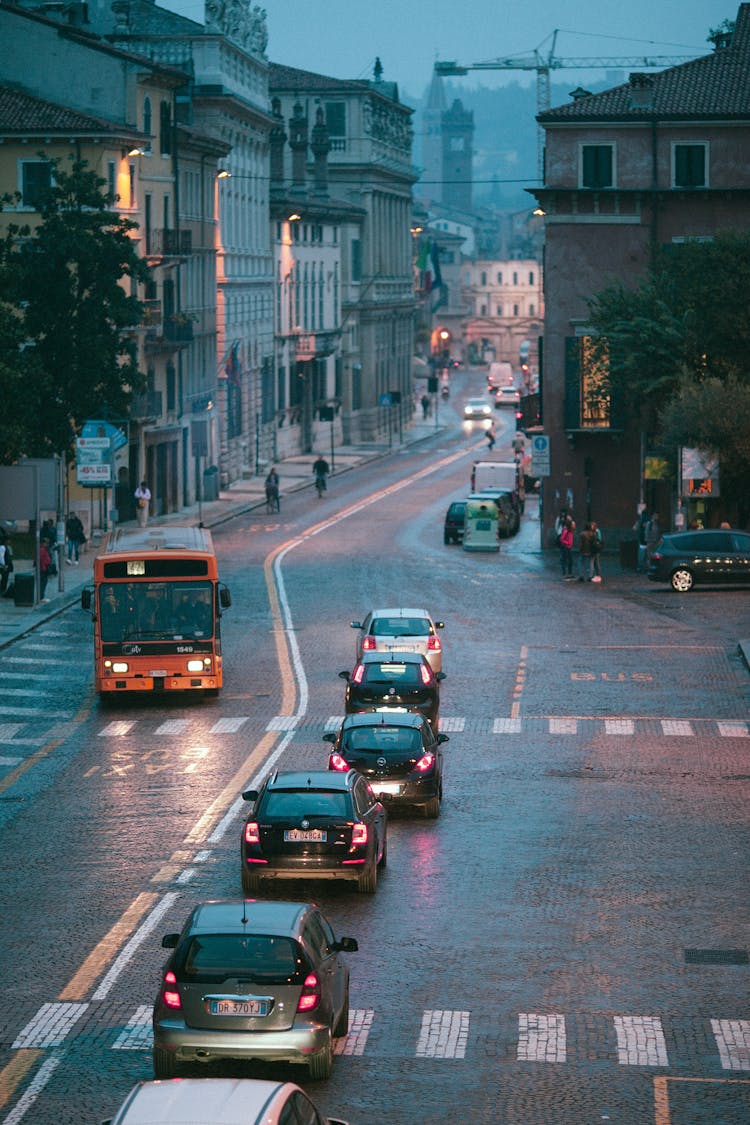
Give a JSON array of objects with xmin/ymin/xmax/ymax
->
[{"xmin": 0, "ymin": 156, "xmax": 150, "ymax": 461}]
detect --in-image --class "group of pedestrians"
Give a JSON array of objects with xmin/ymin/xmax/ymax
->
[{"xmin": 555, "ymin": 508, "xmax": 603, "ymax": 583}]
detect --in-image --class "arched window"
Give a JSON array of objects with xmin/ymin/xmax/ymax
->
[{"xmin": 143, "ymin": 97, "xmax": 152, "ymax": 153}]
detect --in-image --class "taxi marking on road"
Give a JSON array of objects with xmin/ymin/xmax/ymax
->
[
  {"xmin": 517, "ymin": 1013, "xmax": 567, "ymax": 1063},
  {"xmin": 614, "ymin": 1015, "xmax": 669, "ymax": 1066},
  {"xmin": 11, "ymin": 1004, "xmax": 87, "ymax": 1050},
  {"xmin": 416, "ymin": 1010, "xmax": 469, "ymax": 1059},
  {"xmin": 334, "ymin": 1009, "xmax": 374, "ymax": 1057},
  {"xmin": 710, "ymin": 1019, "xmax": 750, "ymax": 1070}
]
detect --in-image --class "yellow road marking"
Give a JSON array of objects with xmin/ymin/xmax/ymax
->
[
  {"xmin": 0, "ymin": 696, "xmax": 93, "ymax": 796},
  {"xmin": 654, "ymin": 1075, "xmax": 750, "ymax": 1125},
  {"xmin": 0, "ymin": 1050, "xmax": 43, "ymax": 1110},
  {"xmin": 58, "ymin": 891, "xmax": 159, "ymax": 1001},
  {"xmin": 184, "ymin": 730, "xmax": 280, "ymax": 845},
  {"xmin": 511, "ymin": 644, "xmax": 528, "ymax": 720}
]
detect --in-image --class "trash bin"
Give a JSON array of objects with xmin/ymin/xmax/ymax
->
[
  {"xmin": 619, "ymin": 539, "xmax": 639, "ymax": 571},
  {"xmin": 203, "ymin": 465, "xmax": 219, "ymax": 501},
  {"xmin": 13, "ymin": 572, "xmax": 36, "ymax": 606}
]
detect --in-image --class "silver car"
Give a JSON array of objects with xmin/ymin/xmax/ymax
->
[
  {"xmin": 351, "ymin": 606, "xmax": 445, "ymax": 673},
  {"xmin": 152, "ymin": 900, "xmax": 357, "ymax": 1082}
]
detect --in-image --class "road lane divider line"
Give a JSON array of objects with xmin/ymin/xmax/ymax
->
[
  {"xmin": 58, "ymin": 891, "xmax": 159, "ymax": 1002},
  {"xmin": 0, "ymin": 1052, "xmax": 43, "ymax": 1112},
  {"xmin": 0, "ymin": 1054, "xmax": 60, "ymax": 1125},
  {"xmin": 91, "ymin": 893, "xmax": 179, "ymax": 1002}
]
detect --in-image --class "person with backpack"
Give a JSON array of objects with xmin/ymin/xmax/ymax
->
[{"xmin": 559, "ymin": 515, "xmax": 575, "ymax": 579}]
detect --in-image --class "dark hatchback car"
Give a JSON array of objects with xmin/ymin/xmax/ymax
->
[
  {"xmin": 152, "ymin": 899, "xmax": 357, "ymax": 1081},
  {"xmin": 241, "ymin": 769, "xmax": 387, "ymax": 894},
  {"xmin": 324, "ymin": 711, "xmax": 448, "ymax": 818},
  {"xmin": 647, "ymin": 528, "xmax": 750, "ymax": 591},
  {"xmin": 339, "ymin": 650, "xmax": 445, "ymax": 734},
  {"xmin": 444, "ymin": 500, "xmax": 467, "ymax": 544}
]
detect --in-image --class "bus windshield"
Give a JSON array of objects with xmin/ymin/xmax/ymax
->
[{"xmin": 99, "ymin": 581, "xmax": 214, "ymax": 643}]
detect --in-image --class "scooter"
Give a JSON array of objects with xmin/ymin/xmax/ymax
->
[{"xmin": 441, "ymin": 384, "xmax": 450, "ymax": 400}]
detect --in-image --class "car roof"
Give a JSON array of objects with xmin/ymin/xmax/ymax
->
[
  {"xmin": 358, "ymin": 650, "xmax": 429, "ymax": 665},
  {"xmin": 341, "ymin": 711, "xmax": 427, "ymax": 730},
  {"xmin": 367, "ymin": 607, "xmax": 432, "ymax": 619},
  {"xmin": 266, "ymin": 769, "xmax": 354, "ymax": 791},
  {"xmin": 186, "ymin": 900, "xmax": 313, "ymax": 937},
  {"xmin": 110, "ymin": 1078, "xmax": 290, "ymax": 1125}
]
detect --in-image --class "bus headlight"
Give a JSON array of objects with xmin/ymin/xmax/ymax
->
[
  {"xmin": 187, "ymin": 658, "xmax": 210, "ymax": 673},
  {"xmin": 111, "ymin": 662, "xmax": 129, "ymax": 673}
]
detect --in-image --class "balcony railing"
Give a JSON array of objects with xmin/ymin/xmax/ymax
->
[
  {"xmin": 147, "ymin": 228, "xmax": 193, "ymax": 256},
  {"xmin": 130, "ymin": 390, "xmax": 163, "ymax": 421},
  {"xmin": 294, "ymin": 329, "xmax": 340, "ymax": 360},
  {"xmin": 164, "ymin": 317, "xmax": 194, "ymax": 343}
]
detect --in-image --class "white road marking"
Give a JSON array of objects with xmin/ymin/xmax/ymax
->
[
  {"xmin": 92, "ymin": 893, "xmax": 179, "ymax": 1001},
  {"xmin": 717, "ymin": 721, "xmax": 749, "ymax": 737},
  {"xmin": 0, "ymin": 724, "xmax": 22, "ymax": 740},
  {"xmin": 661, "ymin": 720, "xmax": 693, "ymax": 736},
  {"xmin": 614, "ymin": 1015, "xmax": 668, "ymax": 1066},
  {"xmin": 0, "ymin": 756, "xmax": 22, "ymax": 767},
  {"xmin": 176, "ymin": 868, "xmax": 196, "ymax": 884},
  {"xmin": 209, "ymin": 716, "xmax": 249, "ymax": 733},
  {"xmin": 1, "ymin": 1055, "xmax": 61, "ymax": 1125},
  {"xmin": 112, "ymin": 1005, "xmax": 152, "ymax": 1050},
  {"xmin": 494, "ymin": 717, "xmax": 522, "ymax": 733},
  {"xmin": 12, "ymin": 1002, "xmax": 88, "ymax": 1049},
  {"xmin": 604, "ymin": 719, "xmax": 634, "ymax": 735},
  {"xmin": 154, "ymin": 719, "xmax": 191, "ymax": 735},
  {"xmin": 439, "ymin": 716, "xmax": 465, "ymax": 732},
  {"xmin": 711, "ymin": 1019, "xmax": 750, "ymax": 1070},
  {"xmin": 0, "ymin": 707, "xmax": 70, "ymax": 718},
  {"xmin": 415, "ymin": 1010, "xmax": 469, "ymax": 1059},
  {"xmin": 266, "ymin": 715, "xmax": 298, "ymax": 731},
  {"xmin": 98, "ymin": 721, "xmax": 136, "ymax": 737},
  {"xmin": 334, "ymin": 1009, "xmax": 374, "ymax": 1056},
  {"xmin": 517, "ymin": 1013, "xmax": 567, "ymax": 1062},
  {"xmin": 550, "ymin": 718, "xmax": 577, "ymax": 734}
]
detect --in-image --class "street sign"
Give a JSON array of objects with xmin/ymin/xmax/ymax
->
[
  {"xmin": 76, "ymin": 436, "xmax": 112, "ymax": 486},
  {"xmin": 530, "ymin": 433, "xmax": 550, "ymax": 477}
]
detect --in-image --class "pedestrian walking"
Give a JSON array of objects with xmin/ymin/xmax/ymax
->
[
  {"xmin": 0, "ymin": 531, "xmax": 13, "ymax": 596},
  {"xmin": 559, "ymin": 515, "xmax": 575, "ymax": 579},
  {"xmin": 65, "ymin": 511, "xmax": 86, "ymax": 565},
  {"xmin": 577, "ymin": 522, "xmax": 596, "ymax": 581},
  {"xmin": 39, "ymin": 539, "xmax": 53, "ymax": 603},
  {"xmin": 486, "ymin": 422, "xmax": 496, "ymax": 452},
  {"xmin": 134, "ymin": 480, "xmax": 151, "ymax": 527},
  {"xmin": 590, "ymin": 521, "xmax": 603, "ymax": 582},
  {"xmin": 264, "ymin": 467, "xmax": 280, "ymax": 513},
  {"xmin": 421, "ymin": 393, "xmax": 431, "ymax": 420}
]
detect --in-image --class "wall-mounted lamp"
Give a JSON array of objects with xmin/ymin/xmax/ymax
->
[
  {"xmin": 125, "ymin": 146, "xmax": 145, "ymax": 157},
  {"xmin": 410, "ymin": 226, "xmax": 423, "ymax": 235},
  {"xmin": 288, "ymin": 212, "xmax": 301, "ymax": 221},
  {"xmin": 216, "ymin": 169, "xmax": 232, "ymax": 179},
  {"xmin": 532, "ymin": 206, "xmax": 546, "ymax": 217}
]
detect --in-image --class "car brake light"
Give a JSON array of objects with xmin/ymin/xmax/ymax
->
[
  {"xmin": 362, "ymin": 636, "xmax": 377, "ymax": 651},
  {"xmin": 162, "ymin": 970, "xmax": 181, "ymax": 1010},
  {"xmin": 329, "ymin": 752, "xmax": 349, "ymax": 772},
  {"xmin": 420, "ymin": 664, "xmax": 432, "ymax": 685},
  {"xmin": 351, "ymin": 823, "xmax": 368, "ymax": 845},
  {"xmin": 244, "ymin": 821, "xmax": 260, "ymax": 845},
  {"xmin": 297, "ymin": 972, "xmax": 321, "ymax": 1012},
  {"xmin": 352, "ymin": 663, "xmax": 365, "ymax": 684},
  {"xmin": 427, "ymin": 636, "xmax": 442, "ymax": 652},
  {"xmin": 415, "ymin": 752, "xmax": 435, "ymax": 773}
]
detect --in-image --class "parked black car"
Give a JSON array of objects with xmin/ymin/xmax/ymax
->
[
  {"xmin": 339, "ymin": 650, "xmax": 445, "ymax": 734},
  {"xmin": 324, "ymin": 711, "xmax": 448, "ymax": 818},
  {"xmin": 240, "ymin": 769, "xmax": 387, "ymax": 894},
  {"xmin": 647, "ymin": 528, "xmax": 750, "ymax": 591},
  {"xmin": 443, "ymin": 500, "xmax": 467, "ymax": 544}
]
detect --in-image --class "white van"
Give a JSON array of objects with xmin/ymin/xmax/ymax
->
[
  {"xmin": 103, "ymin": 1078, "xmax": 350, "ymax": 1125},
  {"xmin": 487, "ymin": 361, "xmax": 514, "ymax": 390}
]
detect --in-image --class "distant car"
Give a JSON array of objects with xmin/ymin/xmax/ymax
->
[
  {"xmin": 464, "ymin": 397, "xmax": 493, "ymax": 420},
  {"xmin": 647, "ymin": 528, "xmax": 750, "ymax": 591},
  {"xmin": 324, "ymin": 711, "xmax": 448, "ymax": 818},
  {"xmin": 152, "ymin": 899, "xmax": 358, "ymax": 1082},
  {"xmin": 444, "ymin": 500, "xmax": 467, "ymax": 544},
  {"xmin": 340, "ymin": 650, "xmax": 445, "ymax": 735},
  {"xmin": 240, "ymin": 769, "xmax": 386, "ymax": 894},
  {"xmin": 494, "ymin": 385, "xmax": 521, "ymax": 409},
  {"xmin": 351, "ymin": 605, "xmax": 445, "ymax": 672},
  {"xmin": 105, "ymin": 1077, "xmax": 351, "ymax": 1125}
]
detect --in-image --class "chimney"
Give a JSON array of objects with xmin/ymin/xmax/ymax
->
[
  {"xmin": 628, "ymin": 72, "xmax": 655, "ymax": 110},
  {"xmin": 288, "ymin": 101, "xmax": 308, "ymax": 196},
  {"xmin": 310, "ymin": 104, "xmax": 331, "ymax": 198},
  {"xmin": 111, "ymin": 0, "xmax": 130, "ymax": 31},
  {"xmin": 569, "ymin": 86, "xmax": 592, "ymax": 102}
]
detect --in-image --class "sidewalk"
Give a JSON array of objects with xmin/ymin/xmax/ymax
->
[{"xmin": 0, "ymin": 419, "xmax": 442, "ymax": 649}]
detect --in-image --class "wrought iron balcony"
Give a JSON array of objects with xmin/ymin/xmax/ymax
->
[
  {"xmin": 130, "ymin": 390, "xmax": 163, "ymax": 421},
  {"xmin": 148, "ymin": 228, "xmax": 193, "ymax": 256}
]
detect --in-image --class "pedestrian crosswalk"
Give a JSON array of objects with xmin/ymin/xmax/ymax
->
[{"xmin": 100, "ymin": 1005, "xmax": 750, "ymax": 1070}]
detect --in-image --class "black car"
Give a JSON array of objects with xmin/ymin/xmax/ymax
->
[
  {"xmin": 324, "ymin": 711, "xmax": 448, "ymax": 818},
  {"xmin": 647, "ymin": 528, "xmax": 750, "ymax": 591},
  {"xmin": 444, "ymin": 500, "xmax": 467, "ymax": 544},
  {"xmin": 339, "ymin": 650, "xmax": 445, "ymax": 734},
  {"xmin": 241, "ymin": 769, "xmax": 387, "ymax": 894}
]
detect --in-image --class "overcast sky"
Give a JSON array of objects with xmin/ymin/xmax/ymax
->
[{"xmin": 160, "ymin": 0, "xmax": 733, "ymax": 98}]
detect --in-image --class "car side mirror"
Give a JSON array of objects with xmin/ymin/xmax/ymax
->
[
  {"xmin": 219, "ymin": 586, "xmax": 231, "ymax": 609},
  {"xmin": 338, "ymin": 670, "xmax": 350, "ymax": 680},
  {"xmin": 350, "ymin": 621, "xmax": 362, "ymax": 629},
  {"xmin": 161, "ymin": 933, "xmax": 179, "ymax": 949},
  {"xmin": 435, "ymin": 620, "xmax": 445, "ymax": 629},
  {"xmin": 438, "ymin": 733, "xmax": 450, "ymax": 743},
  {"xmin": 322, "ymin": 732, "xmax": 336, "ymax": 743},
  {"xmin": 242, "ymin": 789, "xmax": 259, "ymax": 802},
  {"xmin": 81, "ymin": 588, "xmax": 92, "ymax": 611},
  {"xmin": 436, "ymin": 671, "xmax": 446, "ymax": 681},
  {"xmin": 335, "ymin": 936, "xmax": 359, "ymax": 953}
]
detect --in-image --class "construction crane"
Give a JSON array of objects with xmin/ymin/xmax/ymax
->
[{"xmin": 435, "ymin": 30, "xmax": 702, "ymax": 179}]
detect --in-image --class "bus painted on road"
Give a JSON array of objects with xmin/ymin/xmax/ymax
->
[{"xmin": 82, "ymin": 525, "xmax": 231, "ymax": 697}]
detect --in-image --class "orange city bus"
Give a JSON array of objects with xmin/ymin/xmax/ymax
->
[{"xmin": 81, "ymin": 525, "xmax": 231, "ymax": 697}]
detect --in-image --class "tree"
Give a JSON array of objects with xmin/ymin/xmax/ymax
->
[{"xmin": 0, "ymin": 156, "xmax": 150, "ymax": 461}]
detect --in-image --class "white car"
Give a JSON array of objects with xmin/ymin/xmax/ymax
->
[
  {"xmin": 351, "ymin": 606, "xmax": 445, "ymax": 673},
  {"xmin": 494, "ymin": 385, "xmax": 521, "ymax": 408},
  {"xmin": 104, "ymin": 1078, "xmax": 350, "ymax": 1125},
  {"xmin": 464, "ymin": 397, "xmax": 492, "ymax": 419}
]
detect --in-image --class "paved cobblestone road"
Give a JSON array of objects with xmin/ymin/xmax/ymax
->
[{"xmin": 0, "ymin": 393, "xmax": 748, "ymax": 1124}]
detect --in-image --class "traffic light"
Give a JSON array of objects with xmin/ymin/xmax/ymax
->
[
  {"xmin": 389, "ymin": 390, "xmax": 402, "ymax": 404},
  {"xmin": 428, "ymin": 376, "xmax": 438, "ymax": 393}
]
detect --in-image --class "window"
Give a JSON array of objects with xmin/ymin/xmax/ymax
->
[
  {"xmin": 480, "ymin": 271, "xmax": 486, "ymax": 286},
  {"xmin": 20, "ymin": 160, "xmax": 52, "ymax": 208},
  {"xmin": 496, "ymin": 271, "xmax": 503, "ymax": 284},
  {"xmin": 674, "ymin": 143, "xmax": 707, "ymax": 188},
  {"xmin": 142, "ymin": 97, "xmax": 152, "ymax": 153},
  {"xmin": 581, "ymin": 144, "xmax": 613, "ymax": 189},
  {"xmin": 107, "ymin": 160, "xmax": 116, "ymax": 201},
  {"xmin": 564, "ymin": 335, "xmax": 611, "ymax": 429},
  {"xmin": 513, "ymin": 303, "xmax": 519, "ymax": 316},
  {"xmin": 159, "ymin": 100, "xmax": 172, "ymax": 156},
  {"xmin": 496, "ymin": 305, "xmax": 503, "ymax": 316},
  {"xmin": 351, "ymin": 238, "xmax": 361, "ymax": 282},
  {"xmin": 529, "ymin": 304, "xmax": 535, "ymax": 316},
  {"xmin": 325, "ymin": 102, "xmax": 346, "ymax": 137},
  {"xmin": 529, "ymin": 271, "xmax": 534, "ymax": 285},
  {"xmin": 513, "ymin": 272, "xmax": 518, "ymax": 285}
]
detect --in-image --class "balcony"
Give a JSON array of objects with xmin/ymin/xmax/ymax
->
[
  {"xmin": 294, "ymin": 329, "xmax": 340, "ymax": 360},
  {"xmin": 147, "ymin": 228, "xmax": 193, "ymax": 257},
  {"xmin": 130, "ymin": 390, "xmax": 163, "ymax": 421},
  {"xmin": 164, "ymin": 317, "xmax": 194, "ymax": 344}
]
